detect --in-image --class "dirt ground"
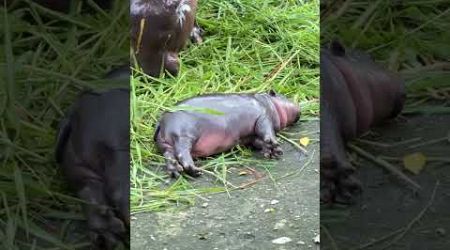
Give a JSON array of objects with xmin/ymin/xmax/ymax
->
[
  {"xmin": 131, "ymin": 120, "xmax": 320, "ymax": 250},
  {"xmin": 322, "ymin": 114, "xmax": 450, "ymax": 250}
]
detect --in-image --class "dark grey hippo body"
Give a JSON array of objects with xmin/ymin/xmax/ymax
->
[
  {"xmin": 320, "ymin": 41, "xmax": 406, "ymax": 204},
  {"xmin": 154, "ymin": 91, "xmax": 300, "ymax": 178},
  {"xmin": 131, "ymin": 0, "xmax": 202, "ymax": 77},
  {"xmin": 55, "ymin": 88, "xmax": 130, "ymax": 249}
]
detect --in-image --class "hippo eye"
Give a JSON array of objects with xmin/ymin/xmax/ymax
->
[{"xmin": 269, "ymin": 90, "xmax": 277, "ymax": 96}]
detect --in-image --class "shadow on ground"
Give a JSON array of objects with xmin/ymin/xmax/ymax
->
[
  {"xmin": 131, "ymin": 120, "xmax": 320, "ymax": 250},
  {"xmin": 322, "ymin": 115, "xmax": 450, "ymax": 250}
]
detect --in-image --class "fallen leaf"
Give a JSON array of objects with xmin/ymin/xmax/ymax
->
[
  {"xmin": 403, "ymin": 152, "xmax": 427, "ymax": 174},
  {"xmin": 238, "ymin": 171, "xmax": 248, "ymax": 176},
  {"xmin": 299, "ymin": 137, "xmax": 310, "ymax": 147},
  {"xmin": 264, "ymin": 208, "xmax": 275, "ymax": 213}
]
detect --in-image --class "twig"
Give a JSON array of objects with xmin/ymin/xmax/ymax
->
[
  {"xmin": 321, "ymin": 224, "xmax": 339, "ymax": 250},
  {"xmin": 278, "ymin": 134, "xmax": 307, "ymax": 154},
  {"xmin": 381, "ymin": 181, "xmax": 440, "ymax": 250},
  {"xmin": 238, "ymin": 167, "xmax": 265, "ymax": 189},
  {"xmin": 400, "ymin": 62, "xmax": 450, "ymax": 75},
  {"xmin": 276, "ymin": 149, "xmax": 316, "ymax": 181},
  {"xmin": 348, "ymin": 144, "xmax": 421, "ymax": 190},
  {"xmin": 265, "ymin": 50, "xmax": 300, "ymax": 82},
  {"xmin": 199, "ymin": 169, "xmax": 238, "ymax": 189},
  {"xmin": 355, "ymin": 137, "xmax": 422, "ymax": 148},
  {"xmin": 380, "ymin": 156, "xmax": 450, "ymax": 163},
  {"xmin": 408, "ymin": 133, "xmax": 449, "ymax": 149},
  {"xmin": 355, "ymin": 227, "xmax": 405, "ymax": 250}
]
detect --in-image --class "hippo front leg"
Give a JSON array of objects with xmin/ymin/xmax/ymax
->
[
  {"xmin": 320, "ymin": 105, "xmax": 361, "ymax": 204},
  {"xmin": 77, "ymin": 180, "xmax": 126, "ymax": 250},
  {"xmin": 320, "ymin": 152, "xmax": 361, "ymax": 204},
  {"xmin": 253, "ymin": 116, "xmax": 283, "ymax": 159},
  {"xmin": 104, "ymin": 150, "xmax": 130, "ymax": 230}
]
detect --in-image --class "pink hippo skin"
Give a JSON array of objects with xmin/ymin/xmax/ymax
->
[
  {"xmin": 154, "ymin": 91, "xmax": 301, "ymax": 178},
  {"xmin": 320, "ymin": 41, "xmax": 406, "ymax": 204},
  {"xmin": 131, "ymin": 0, "xmax": 203, "ymax": 77}
]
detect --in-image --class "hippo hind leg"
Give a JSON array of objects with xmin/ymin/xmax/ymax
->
[
  {"xmin": 162, "ymin": 150, "xmax": 184, "ymax": 178},
  {"xmin": 321, "ymin": 154, "xmax": 361, "ymax": 204},
  {"xmin": 253, "ymin": 117, "xmax": 283, "ymax": 159},
  {"xmin": 173, "ymin": 137, "xmax": 201, "ymax": 177},
  {"xmin": 78, "ymin": 180, "xmax": 126, "ymax": 249},
  {"xmin": 158, "ymin": 137, "xmax": 201, "ymax": 178}
]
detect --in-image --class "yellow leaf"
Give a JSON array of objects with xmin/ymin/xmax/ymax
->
[
  {"xmin": 238, "ymin": 171, "xmax": 248, "ymax": 176},
  {"xmin": 299, "ymin": 137, "xmax": 310, "ymax": 147},
  {"xmin": 403, "ymin": 152, "xmax": 427, "ymax": 175}
]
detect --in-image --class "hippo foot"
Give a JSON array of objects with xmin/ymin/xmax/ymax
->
[
  {"xmin": 190, "ymin": 25, "xmax": 204, "ymax": 44},
  {"xmin": 165, "ymin": 152, "xmax": 202, "ymax": 178},
  {"xmin": 254, "ymin": 137, "xmax": 283, "ymax": 159},
  {"xmin": 262, "ymin": 141, "xmax": 283, "ymax": 159},
  {"xmin": 320, "ymin": 162, "xmax": 361, "ymax": 204},
  {"xmin": 90, "ymin": 231, "xmax": 120, "ymax": 250},
  {"xmin": 88, "ymin": 208, "xmax": 127, "ymax": 250}
]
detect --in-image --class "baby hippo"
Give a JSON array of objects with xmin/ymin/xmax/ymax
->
[
  {"xmin": 55, "ymin": 88, "xmax": 130, "ymax": 249},
  {"xmin": 320, "ymin": 41, "xmax": 406, "ymax": 204},
  {"xmin": 154, "ymin": 91, "xmax": 300, "ymax": 178},
  {"xmin": 131, "ymin": 0, "xmax": 202, "ymax": 77}
]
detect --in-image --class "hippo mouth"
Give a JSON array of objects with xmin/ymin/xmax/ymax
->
[{"xmin": 293, "ymin": 110, "xmax": 300, "ymax": 123}]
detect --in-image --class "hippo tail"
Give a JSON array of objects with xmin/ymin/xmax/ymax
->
[{"xmin": 55, "ymin": 115, "xmax": 72, "ymax": 164}]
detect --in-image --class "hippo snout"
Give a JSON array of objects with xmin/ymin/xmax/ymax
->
[{"xmin": 293, "ymin": 108, "xmax": 301, "ymax": 123}]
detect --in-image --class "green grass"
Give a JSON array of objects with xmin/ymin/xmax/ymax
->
[
  {"xmin": 0, "ymin": 1, "xmax": 127, "ymax": 248},
  {"xmin": 320, "ymin": 0, "xmax": 450, "ymax": 229},
  {"xmin": 131, "ymin": 0, "xmax": 320, "ymax": 213}
]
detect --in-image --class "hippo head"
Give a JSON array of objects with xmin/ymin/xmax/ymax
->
[
  {"xmin": 329, "ymin": 41, "xmax": 406, "ymax": 125},
  {"xmin": 268, "ymin": 90, "xmax": 301, "ymax": 129}
]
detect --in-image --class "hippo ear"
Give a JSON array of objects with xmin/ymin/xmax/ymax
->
[
  {"xmin": 268, "ymin": 89, "xmax": 277, "ymax": 96},
  {"xmin": 330, "ymin": 40, "xmax": 346, "ymax": 57}
]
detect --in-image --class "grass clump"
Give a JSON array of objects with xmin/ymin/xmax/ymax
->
[
  {"xmin": 321, "ymin": 1, "xmax": 450, "ymax": 112},
  {"xmin": 0, "ymin": 1, "xmax": 127, "ymax": 248},
  {"xmin": 131, "ymin": 0, "xmax": 320, "ymax": 213}
]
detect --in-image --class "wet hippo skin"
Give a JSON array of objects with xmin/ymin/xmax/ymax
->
[
  {"xmin": 55, "ymin": 88, "xmax": 130, "ymax": 249},
  {"xmin": 131, "ymin": 0, "xmax": 202, "ymax": 77},
  {"xmin": 154, "ymin": 91, "xmax": 301, "ymax": 178},
  {"xmin": 320, "ymin": 41, "xmax": 406, "ymax": 204}
]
